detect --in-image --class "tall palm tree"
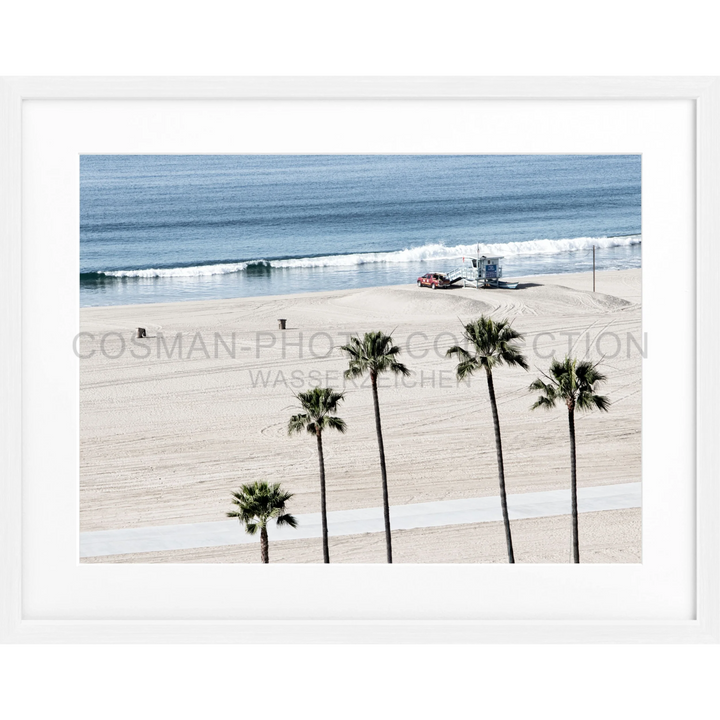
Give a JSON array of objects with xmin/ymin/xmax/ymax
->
[
  {"xmin": 446, "ymin": 316, "xmax": 528, "ymax": 563},
  {"xmin": 340, "ymin": 331, "xmax": 410, "ymax": 563},
  {"xmin": 227, "ymin": 481, "xmax": 297, "ymax": 564},
  {"xmin": 529, "ymin": 357, "xmax": 610, "ymax": 563},
  {"xmin": 288, "ymin": 387, "xmax": 346, "ymax": 564}
]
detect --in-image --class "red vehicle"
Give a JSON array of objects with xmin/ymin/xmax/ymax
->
[{"xmin": 417, "ymin": 272, "xmax": 451, "ymax": 289}]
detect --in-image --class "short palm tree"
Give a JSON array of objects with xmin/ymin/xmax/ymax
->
[
  {"xmin": 288, "ymin": 387, "xmax": 346, "ymax": 564},
  {"xmin": 529, "ymin": 357, "xmax": 610, "ymax": 563},
  {"xmin": 446, "ymin": 316, "xmax": 528, "ymax": 563},
  {"xmin": 227, "ymin": 481, "xmax": 297, "ymax": 564},
  {"xmin": 340, "ymin": 331, "xmax": 410, "ymax": 563}
]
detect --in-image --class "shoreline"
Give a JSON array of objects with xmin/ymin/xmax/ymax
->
[{"xmin": 80, "ymin": 267, "xmax": 641, "ymax": 314}]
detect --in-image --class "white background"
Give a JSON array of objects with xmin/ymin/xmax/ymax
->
[{"xmin": 23, "ymin": 99, "xmax": 694, "ymax": 622}]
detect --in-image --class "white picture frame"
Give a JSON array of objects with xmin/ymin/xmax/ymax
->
[{"xmin": 0, "ymin": 77, "xmax": 718, "ymax": 643}]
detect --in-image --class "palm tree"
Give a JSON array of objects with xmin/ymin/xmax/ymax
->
[
  {"xmin": 227, "ymin": 481, "xmax": 297, "ymax": 563},
  {"xmin": 446, "ymin": 316, "xmax": 528, "ymax": 563},
  {"xmin": 288, "ymin": 387, "xmax": 346, "ymax": 563},
  {"xmin": 529, "ymin": 357, "xmax": 610, "ymax": 563},
  {"xmin": 340, "ymin": 331, "xmax": 410, "ymax": 563}
]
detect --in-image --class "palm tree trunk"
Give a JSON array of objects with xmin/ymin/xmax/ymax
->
[
  {"xmin": 568, "ymin": 406, "xmax": 580, "ymax": 563},
  {"xmin": 260, "ymin": 526, "xmax": 269, "ymax": 564},
  {"xmin": 316, "ymin": 429, "xmax": 330, "ymax": 563},
  {"xmin": 371, "ymin": 373, "xmax": 393, "ymax": 563},
  {"xmin": 485, "ymin": 368, "xmax": 515, "ymax": 563}
]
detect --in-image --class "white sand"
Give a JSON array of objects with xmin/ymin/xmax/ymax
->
[{"xmin": 79, "ymin": 268, "xmax": 642, "ymax": 562}]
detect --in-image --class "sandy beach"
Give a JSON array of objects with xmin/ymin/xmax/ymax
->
[{"xmin": 79, "ymin": 268, "xmax": 642, "ymax": 563}]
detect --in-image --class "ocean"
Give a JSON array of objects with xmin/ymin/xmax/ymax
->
[{"xmin": 80, "ymin": 155, "xmax": 641, "ymax": 307}]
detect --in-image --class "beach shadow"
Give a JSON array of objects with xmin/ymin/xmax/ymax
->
[
  {"xmin": 440, "ymin": 285, "xmax": 466, "ymax": 292},
  {"xmin": 445, "ymin": 282, "xmax": 543, "ymax": 290}
]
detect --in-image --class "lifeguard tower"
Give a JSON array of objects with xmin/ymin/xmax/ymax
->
[{"xmin": 445, "ymin": 252, "xmax": 516, "ymax": 289}]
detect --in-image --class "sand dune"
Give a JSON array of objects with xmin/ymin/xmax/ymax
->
[{"xmin": 79, "ymin": 268, "xmax": 642, "ymax": 562}]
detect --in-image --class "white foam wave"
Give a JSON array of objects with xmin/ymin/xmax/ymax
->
[
  {"xmin": 104, "ymin": 262, "xmax": 249, "ymax": 278},
  {"xmin": 102, "ymin": 235, "xmax": 640, "ymax": 278},
  {"xmin": 268, "ymin": 235, "xmax": 641, "ymax": 268}
]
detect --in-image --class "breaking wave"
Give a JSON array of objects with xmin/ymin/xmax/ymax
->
[{"xmin": 83, "ymin": 235, "xmax": 641, "ymax": 280}]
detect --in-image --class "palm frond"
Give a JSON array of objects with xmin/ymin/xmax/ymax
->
[
  {"xmin": 497, "ymin": 323, "xmax": 524, "ymax": 342},
  {"xmin": 387, "ymin": 358, "xmax": 411, "ymax": 377},
  {"xmin": 275, "ymin": 512, "xmax": 298, "ymax": 528},
  {"xmin": 529, "ymin": 373, "xmax": 558, "ymax": 410},
  {"xmin": 577, "ymin": 390, "xmax": 610, "ymax": 412},
  {"xmin": 500, "ymin": 346, "xmax": 530, "ymax": 370},
  {"xmin": 445, "ymin": 345, "xmax": 472, "ymax": 361},
  {"xmin": 575, "ymin": 360, "xmax": 607, "ymax": 387},
  {"xmin": 528, "ymin": 377, "xmax": 552, "ymax": 393},
  {"xmin": 344, "ymin": 362, "xmax": 367, "ymax": 380},
  {"xmin": 454, "ymin": 358, "xmax": 480, "ymax": 380},
  {"xmin": 287, "ymin": 413, "xmax": 310, "ymax": 435},
  {"xmin": 593, "ymin": 394, "xmax": 611, "ymax": 412},
  {"xmin": 338, "ymin": 336, "xmax": 364, "ymax": 361},
  {"xmin": 325, "ymin": 416, "xmax": 347, "ymax": 433},
  {"xmin": 531, "ymin": 395, "xmax": 557, "ymax": 410}
]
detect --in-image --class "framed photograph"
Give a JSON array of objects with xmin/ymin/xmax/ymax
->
[{"xmin": 1, "ymin": 77, "xmax": 717, "ymax": 643}]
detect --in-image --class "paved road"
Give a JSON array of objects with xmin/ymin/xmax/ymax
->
[{"xmin": 80, "ymin": 482, "xmax": 641, "ymax": 558}]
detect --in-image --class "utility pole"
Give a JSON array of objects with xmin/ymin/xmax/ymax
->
[{"xmin": 592, "ymin": 245, "xmax": 596, "ymax": 292}]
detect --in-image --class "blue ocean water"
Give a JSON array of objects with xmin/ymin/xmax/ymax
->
[{"xmin": 80, "ymin": 155, "xmax": 641, "ymax": 307}]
